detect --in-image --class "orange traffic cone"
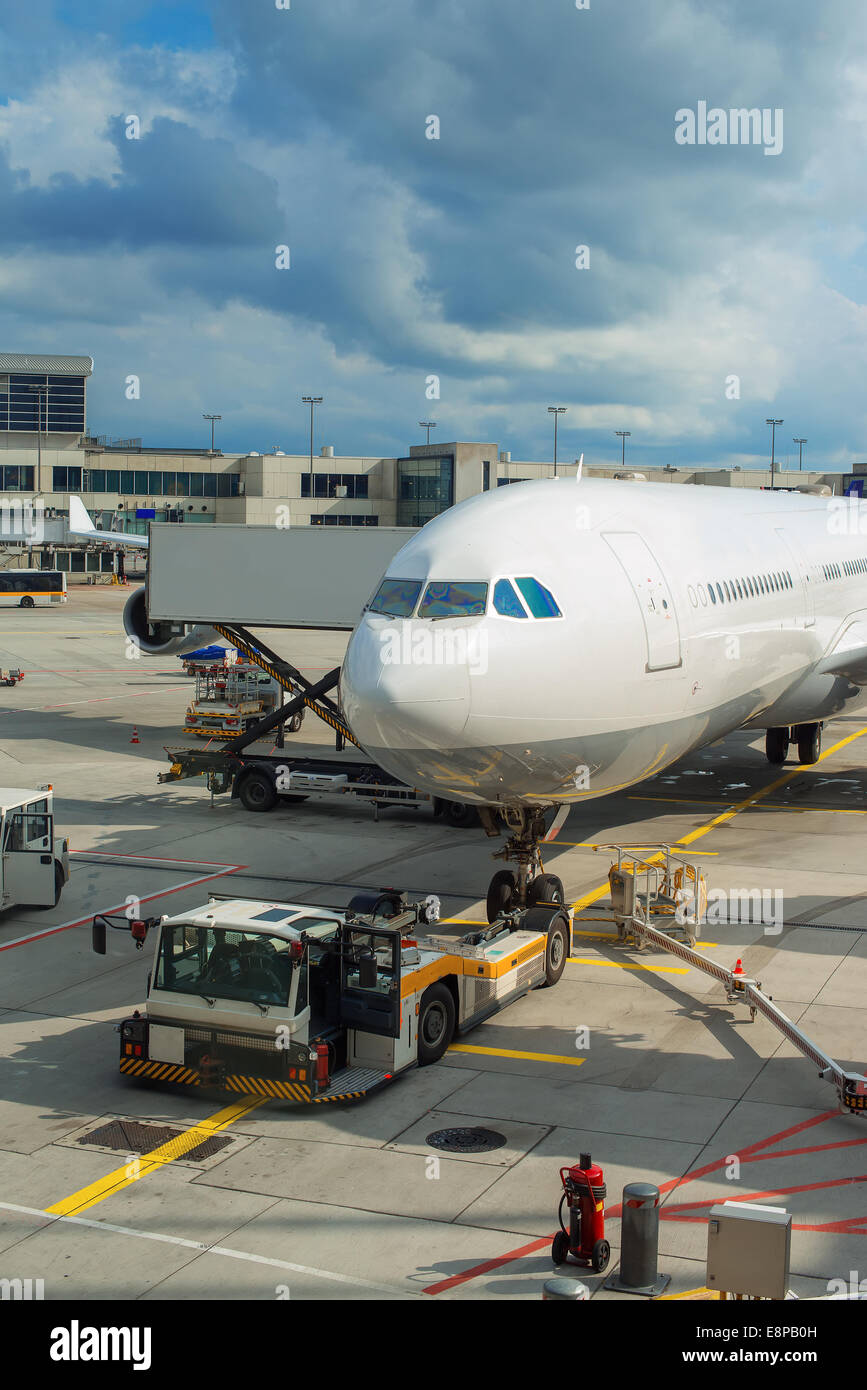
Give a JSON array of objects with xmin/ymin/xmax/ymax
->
[
  {"xmin": 130, "ymin": 726, "xmax": 140, "ymax": 744},
  {"xmin": 732, "ymin": 959, "xmax": 745, "ymax": 976}
]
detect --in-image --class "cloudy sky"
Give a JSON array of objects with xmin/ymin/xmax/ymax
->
[{"xmin": 1, "ymin": 0, "xmax": 866, "ymax": 472}]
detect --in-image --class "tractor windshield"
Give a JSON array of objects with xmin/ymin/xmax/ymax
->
[{"xmin": 155, "ymin": 925, "xmax": 298, "ymax": 1007}]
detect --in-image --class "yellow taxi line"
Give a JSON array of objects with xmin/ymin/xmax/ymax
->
[
  {"xmin": 448, "ymin": 1044, "xmax": 585, "ymax": 1067},
  {"xmin": 45, "ymin": 1097, "xmax": 266, "ymax": 1218},
  {"xmin": 568, "ymin": 956, "xmax": 689, "ymax": 975}
]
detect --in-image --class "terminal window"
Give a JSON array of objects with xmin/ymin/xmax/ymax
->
[{"xmin": 301, "ymin": 473, "xmax": 369, "ymax": 499}]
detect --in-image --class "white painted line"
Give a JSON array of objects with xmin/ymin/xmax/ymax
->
[
  {"xmin": 0, "ymin": 868, "xmax": 243, "ymax": 953},
  {"xmin": 0, "ymin": 1202, "xmax": 419, "ymax": 1298}
]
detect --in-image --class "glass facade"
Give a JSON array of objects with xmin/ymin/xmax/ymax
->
[
  {"xmin": 310, "ymin": 514, "xmax": 378, "ymax": 526},
  {"xmin": 57, "ymin": 468, "xmax": 240, "ymax": 497},
  {"xmin": 0, "ymin": 465, "xmax": 35, "ymax": 490},
  {"xmin": 301, "ymin": 473, "xmax": 369, "ymax": 499},
  {"xmin": 396, "ymin": 456, "xmax": 454, "ymax": 527},
  {"xmin": 0, "ymin": 373, "xmax": 86, "ymax": 433}
]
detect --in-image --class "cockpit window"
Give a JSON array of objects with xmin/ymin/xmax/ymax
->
[
  {"xmin": 515, "ymin": 577, "xmax": 561, "ymax": 618},
  {"xmin": 493, "ymin": 579, "xmax": 528, "ymax": 618},
  {"xmin": 418, "ymin": 581, "xmax": 488, "ymax": 618},
  {"xmin": 369, "ymin": 578, "xmax": 422, "ymax": 617}
]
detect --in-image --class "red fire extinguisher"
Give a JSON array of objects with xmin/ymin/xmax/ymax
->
[{"xmin": 552, "ymin": 1152, "xmax": 610, "ymax": 1272}]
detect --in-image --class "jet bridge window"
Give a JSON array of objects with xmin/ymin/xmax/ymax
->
[
  {"xmin": 515, "ymin": 577, "xmax": 562, "ymax": 618},
  {"xmin": 369, "ymin": 578, "xmax": 423, "ymax": 618},
  {"xmin": 418, "ymin": 581, "xmax": 488, "ymax": 618},
  {"xmin": 492, "ymin": 579, "xmax": 528, "ymax": 618}
]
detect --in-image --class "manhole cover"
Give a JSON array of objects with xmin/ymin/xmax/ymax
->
[
  {"xmin": 426, "ymin": 1127, "xmax": 507, "ymax": 1154},
  {"xmin": 77, "ymin": 1119, "xmax": 231, "ymax": 1163}
]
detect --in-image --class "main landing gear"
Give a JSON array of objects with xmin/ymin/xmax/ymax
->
[
  {"xmin": 765, "ymin": 722, "xmax": 823, "ymax": 767},
  {"xmin": 478, "ymin": 805, "xmax": 567, "ymax": 923}
]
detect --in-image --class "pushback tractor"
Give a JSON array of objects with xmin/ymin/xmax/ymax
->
[{"xmin": 92, "ymin": 890, "xmax": 572, "ymax": 1104}]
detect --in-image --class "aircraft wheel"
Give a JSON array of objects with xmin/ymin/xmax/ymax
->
[
  {"xmin": 528, "ymin": 873, "xmax": 565, "ymax": 907},
  {"xmin": 765, "ymin": 727, "xmax": 789, "ymax": 764},
  {"xmin": 797, "ymin": 722, "xmax": 822, "ymax": 765},
  {"xmin": 486, "ymin": 869, "xmax": 518, "ymax": 922}
]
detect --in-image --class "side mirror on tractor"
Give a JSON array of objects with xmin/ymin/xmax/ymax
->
[{"xmin": 92, "ymin": 913, "xmax": 160, "ymax": 955}]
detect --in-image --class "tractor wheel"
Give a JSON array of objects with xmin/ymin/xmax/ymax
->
[
  {"xmin": 417, "ymin": 983, "xmax": 455, "ymax": 1066},
  {"xmin": 542, "ymin": 914, "xmax": 569, "ymax": 987}
]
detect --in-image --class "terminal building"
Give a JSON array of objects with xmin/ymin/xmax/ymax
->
[{"xmin": 0, "ymin": 351, "xmax": 864, "ymax": 579}]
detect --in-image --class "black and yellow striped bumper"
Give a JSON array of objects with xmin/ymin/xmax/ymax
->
[{"xmin": 119, "ymin": 1054, "xmax": 383, "ymax": 1105}]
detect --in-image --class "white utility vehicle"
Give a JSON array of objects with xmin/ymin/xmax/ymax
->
[
  {"xmin": 93, "ymin": 889, "xmax": 571, "ymax": 1104},
  {"xmin": 1, "ymin": 788, "xmax": 69, "ymax": 910}
]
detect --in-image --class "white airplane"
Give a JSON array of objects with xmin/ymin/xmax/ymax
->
[
  {"xmin": 68, "ymin": 495, "xmax": 149, "ymax": 550},
  {"xmin": 68, "ymin": 496, "xmax": 218, "ymax": 657},
  {"xmin": 340, "ymin": 477, "xmax": 867, "ymax": 917}
]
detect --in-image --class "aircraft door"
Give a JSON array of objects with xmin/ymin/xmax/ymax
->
[
  {"xmin": 603, "ymin": 532, "xmax": 682, "ymax": 671},
  {"xmin": 775, "ymin": 528, "xmax": 815, "ymax": 627}
]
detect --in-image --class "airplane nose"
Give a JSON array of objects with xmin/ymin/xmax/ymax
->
[{"xmin": 342, "ymin": 618, "xmax": 472, "ymax": 753}]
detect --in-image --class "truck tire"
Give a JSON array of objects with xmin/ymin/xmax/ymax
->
[
  {"xmin": 417, "ymin": 983, "xmax": 455, "ymax": 1065},
  {"xmin": 20, "ymin": 596, "xmax": 34, "ymax": 608},
  {"xmin": 237, "ymin": 771, "xmax": 278, "ymax": 812},
  {"xmin": 30, "ymin": 862, "xmax": 64, "ymax": 911},
  {"xmin": 445, "ymin": 800, "xmax": 478, "ymax": 828},
  {"xmin": 538, "ymin": 912, "xmax": 569, "ymax": 987}
]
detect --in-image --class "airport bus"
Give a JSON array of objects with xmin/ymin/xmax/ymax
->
[{"xmin": 0, "ymin": 569, "xmax": 67, "ymax": 608}]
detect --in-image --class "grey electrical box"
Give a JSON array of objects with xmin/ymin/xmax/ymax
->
[{"xmin": 706, "ymin": 1202, "xmax": 792, "ymax": 1299}]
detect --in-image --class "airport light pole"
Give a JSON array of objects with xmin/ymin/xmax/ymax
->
[
  {"xmin": 302, "ymin": 396, "xmax": 323, "ymax": 486},
  {"xmin": 419, "ymin": 420, "xmax": 437, "ymax": 445},
  {"xmin": 203, "ymin": 413, "xmax": 221, "ymax": 456},
  {"xmin": 27, "ymin": 384, "xmax": 49, "ymax": 488},
  {"xmin": 615, "ymin": 429, "xmax": 631, "ymax": 471},
  {"xmin": 766, "ymin": 418, "xmax": 783, "ymax": 489},
  {"xmin": 548, "ymin": 406, "xmax": 567, "ymax": 475},
  {"xmin": 793, "ymin": 437, "xmax": 807, "ymax": 472}
]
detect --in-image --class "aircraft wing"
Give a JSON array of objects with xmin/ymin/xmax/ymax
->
[
  {"xmin": 816, "ymin": 617, "xmax": 867, "ymax": 685},
  {"xmin": 67, "ymin": 495, "xmax": 149, "ymax": 549}
]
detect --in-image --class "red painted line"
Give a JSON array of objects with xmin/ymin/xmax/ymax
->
[
  {"xmin": 423, "ymin": 1236, "xmax": 553, "ymax": 1296},
  {"xmin": 661, "ymin": 1174, "xmax": 867, "ymax": 1216},
  {"xmin": 0, "ymin": 867, "xmax": 243, "ymax": 952},
  {"xmin": 75, "ymin": 852, "xmax": 238, "ymax": 867},
  {"xmin": 422, "ymin": 1109, "xmax": 852, "ymax": 1295}
]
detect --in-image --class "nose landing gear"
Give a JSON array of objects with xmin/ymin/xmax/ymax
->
[
  {"xmin": 480, "ymin": 805, "xmax": 568, "ymax": 923},
  {"xmin": 765, "ymin": 722, "xmax": 823, "ymax": 766}
]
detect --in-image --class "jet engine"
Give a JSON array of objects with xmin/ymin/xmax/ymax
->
[{"xmin": 123, "ymin": 586, "xmax": 220, "ymax": 657}]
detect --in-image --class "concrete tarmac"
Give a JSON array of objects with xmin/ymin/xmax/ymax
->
[{"xmin": 1, "ymin": 587, "xmax": 865, "ymax": 1301}]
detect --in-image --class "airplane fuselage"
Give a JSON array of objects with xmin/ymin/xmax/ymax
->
[{"xmin": 340, "ymin": 479, "xmax": 867, "ymax": 806}]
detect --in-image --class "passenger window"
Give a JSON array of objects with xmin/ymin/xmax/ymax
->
[
  {"xmin": 369, "ymin": 578, "xmax": 422, "ymax": 618},
  {"xmin": 418, "ymin": 581, "xmax": 488, "ymax": 618},
  {"xmin": 515, "ymin": 577, "xmax": 561, "ymax": 618},
  {"xmin": 708, "ymin": 584, "xmax": 716, "ymax": 605},
  {"xmin": 716, "ymin": 583, "xmax": 724, "ymax": 603},
  {"xmin": 723, "ymin": 582, "xmax": 732, "ymax": 602},
  {"xmin": 493, "ymin": 579, "xmax": 528, "ymax": 618}
]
